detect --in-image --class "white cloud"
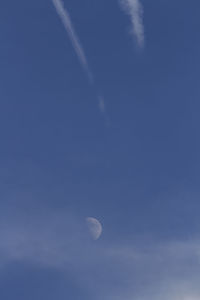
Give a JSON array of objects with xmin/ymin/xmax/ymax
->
[
  {"xmin": 52, "ymin": 0, "xmax": 93, "ymax": 83},
  {"xmin": 119, "ymin": 0, "xmax": 145, "ymax": 47}
]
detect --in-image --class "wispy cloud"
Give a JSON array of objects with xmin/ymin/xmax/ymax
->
[
  {"xmin": 119, "ymin": 0, "xmax": 145, "ymax": 47},
  {"xmin": 52, "ymin": 0, "xmax": 93, "ymax": 83}
]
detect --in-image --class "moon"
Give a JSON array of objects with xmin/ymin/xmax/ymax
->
[{"xmin": 86, "ymin": 217, "xmax": 102, "ymax": 240}]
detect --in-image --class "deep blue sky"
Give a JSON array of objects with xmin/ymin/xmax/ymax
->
[{"xmin": 1, "ymin": 0, "xmax": 200, "ymax": 299}]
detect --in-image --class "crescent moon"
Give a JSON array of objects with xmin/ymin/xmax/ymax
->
[{"xmin": 86, "ymin": 217, "xmax": 102, "ymax": 240}]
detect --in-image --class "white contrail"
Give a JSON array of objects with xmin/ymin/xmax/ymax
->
[
  {"xmin": 52, "ymin": 0, "xmax": 93, "ymax": 83},
  {"xmin": 119, "ymin": 0, "xmax": 144, "ymax": 47},
  {"xmin": 52, "ymin": 0, "xmax": 109, "ymax": 124}
]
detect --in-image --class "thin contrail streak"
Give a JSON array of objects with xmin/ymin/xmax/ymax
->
[
  {"xmin": 52, "ymin": 0, "xmax": 93, "ymax": 83},
  {"xmin": 52, "ymin": 0, "xmax": 109, "ymax": 125}
]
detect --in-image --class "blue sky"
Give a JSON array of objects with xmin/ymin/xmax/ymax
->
[{"xmin": 1, "ymin": 0, "xmax": 200, "ymax": 299}]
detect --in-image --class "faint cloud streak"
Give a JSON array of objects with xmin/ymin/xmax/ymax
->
[{"xmin": 98, "ymin": 96, "xmax": 110, "ymax": 127}]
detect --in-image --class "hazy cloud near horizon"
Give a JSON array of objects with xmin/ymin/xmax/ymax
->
[{"xmin": 1, "ymin": 209, "xmax": 200, "ymax": 300}]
